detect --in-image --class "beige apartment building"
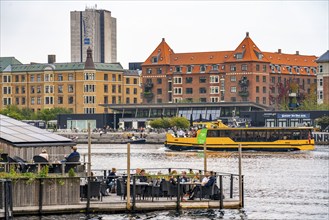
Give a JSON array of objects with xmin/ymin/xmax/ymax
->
[{"xmin": 0, "ymin": 48, "xmax": 141, "ymax": 113}]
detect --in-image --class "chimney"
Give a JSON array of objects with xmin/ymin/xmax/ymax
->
[
  {"xmin": 246, "ymin": 32, "xmax": 249, "ymax": 38},
  {"xmin": 278, "ymin": 49, "xmax": 282, "ymax": 54},
  {"xmin": 84, "ymin": 47, "xmax": 95, "ymax": 70},
  {"xmin": 162, "ymin": 38, "xmax": 165, "ymax": 42},
  {"xmin": 296, "ymin": 51, "xmax": 299, "ymax": 55},
  {"xmin": 48, "ymin": 55, "xmax": 56, "ymax": 64}
]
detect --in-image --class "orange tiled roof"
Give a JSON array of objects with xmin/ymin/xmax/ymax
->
[
  {"xmin": 143, "ymin": 38, "xmax": 174, "ymax": 65},
  {"xmin": 170, "ymin": 51, "xmax": 232, "ymax": 65}
]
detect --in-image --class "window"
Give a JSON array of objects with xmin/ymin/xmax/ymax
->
[
  {"xmin": 210, "ymin": 97, "xmax": 219, "ymax": 102},
  {"xmin": 230, "ymin": 64, "xmax": 236, "ymax": 72},
  {"xmin": 157, "ymin": 78, "xmax": 162, "ymax": 84},
  {"xmin": 210, "ymin": 86, "xmax": 219, "ymax": 94},
  {"xmin": 112, "ymin": 85, "xmax": 116, "ymax": 93},
  {"xmin": 199, "ymin": 87, "xmax": 207, "ymax": 94},
  {"xmin": 157, "ymin": 68, "xmax": 162, "ymax": 74},
  {"xmin": 134, "ymin": 98, "xmax": 138, "ymax": 104},
  {"xmin": 126, "ymin": 78, "xmax": 130, "ymax": 84},
  {"xmin": 256, "ymin": 76, "xmax": 259, "ymax": 82},
  {"xmin": 126, "ymin": 97, "xmax": 130, "ymax": 104},
  {"xmin": 3, "ymin": 98, "xmax": 11, "ymax": 105},
  {"xmin": 104, "ymin": 74, "xmax": 108, "ymax": 81},
  {"xmin": 3, "ymin": 87, "xmax": 11, "ymax": 94},
  {"xmin": 31, "ymin": 86, "xmax": 35, "ymax": 94},
  {"xmin": 319, "ymin": 65, "xmax": 323, "ymax": 73},
  {"xmin": 37, "ymin": 86, "xmax": 42, "ymax": 93},
  {"xmin": 133, "ymin": 88, "xmax": 137, "ymax": 95},
  {"xmin": 58, "ymin": 97, "xmax": 63, "ymax": 104},
  {"xmin": 68, "ymin": 85, "xmax": 74, "ymax": 93},
  {"xmin": 221, "ymin": 65, "xmax": 225, "ymax": 70},
  {"xmin": 37, "ymin": 97, "xmax": 41, "ymax": 105},
  {"xmin": 104, "ymin": 96, "xmax": 108, "ymax": 104},
  {"xmin": 126, "ymin": 88, "xmax": 130, "ymax": 94},
  {"xmin": 84, "ymin": 73, "xmax": 95, "ymax": 80},
  {"xmin": 187, "ymin": 66, "xmax": 192, "ymax": 73},
  {"xmin": 230, "ymin": 87, "xmax": 236, "ymax": 93},
  {"xmin": 133, "ymin": 78, "xmax": 138, "ymax": 84},
  {"xmin": 15, "ymin": 97, "xmax": 19, "ymax": 105},
  {"xmin": 263, "ymin": 76, "xmax": 266, "ymax": 82},
  {"xmin": 186, "ymin": 77, "xmax": 193, "ymax": 83},
  {"xmin": 30, "ymin": 75, "xmax": 35, "ymax": 82},
  {"xmin": 199, "ymin": 77, "xmax": 206, "ymax": 83},
  {"xmin": 263, "ymin": 97, "xmax": 266, "ymax": 104},
  {"xmin": 45, "ymin": 85, "xmax": 53, "ymax": 93},
  {"xmin": 307, "ymin": 79, "xmax": 310, "ymax": 84},
  {"xmin": 58, "ymin": 85, "xmax": 63, "ymax": 93},
  {"xmin": 175, "ymin": 66, "xmax": 181, "ymax": 72},
  {"xmin": 186, "ymin": 88, "xmax": 193, "ymax": 94},
  {"xmin": 263, "ymin": 86, "xmax": 267, "ymax": 93},
  {"xmin": 210, "ymin": 75, "xmax": 219, "ymax": 83},
  {"xmin": 271, "ymin": 87, "xmax": 275, "ymax": 93},
  {"xmin": 256, "ymin": 97, "xmax": 259, "ymax": 103},
  {"xmin": 200, "ymin": 98, "xmax": 207, "ymax": 102},
  {"xmin": 3, "ymin": 75, "xmax": 11, "ymax": 82},
  {"xmin": 319, "ymin": 78, "xmax": 323, "ymax": 86},
  {"xmin": 104, "ymin": 85, "xmax": 108, "ymax": 93},
  {"xmin": 157, "ymin": 88, "xmax": 162, "ymax": 94},
  {"xmin": 84, "ymin": 84, "xmax": 95, "ymax": 92},
  {"xmin": 118, "ymin": 75, "xmax": 122, "ymax": 81},
  {"xmin": 58, "ymin": 74, "xmax": 63, "ymax": 81},
  {"xmin": 112, "ymin": 96, "xmax": 116, "ymax": 104},
  {"xmin": 256, "ymin": 86, "xmax": 259, "ymax": 93},
  {"xmin": 45, "ymin": 96, "xmax": 54, "ymax": 104},
  {"xmin": 212, "ymin": 65, "xmax": 219, "ymax": 71},
  {"xmin": 68, "ymin": 96, "xmax": 74, "ymax": 104},
  {"xmin": 112, "ymin": 74, "xmax": 116, "ymax": 81},
  {"xmin": 236, "ymin": 53, "xmax": 243, "ymax": 59},
  {"xmin": 15, "ymin": 86, "xmax": 19, "ymax": 94},
  {"xmin": 271, "ymin": 77, "xmax": 275, "ymax": 83},
  {"xmin": 37, "ymin": 74, "xmax": 41, "ymax": 82},
  {"xmin": 31, "ymin": 97, "xmax": 35, "ymax": 105},
  {"xmin": 68, "ymin": 74, "xmax": 74, "ymax": 81},
  {"xmin": 262, "ymin": 65, "xmax": 267, "ymax": 72},
  {"xmin": 151, "ymin": 56, "xmax": 158, "ymax": 63},
  {"xmin": 118, "ymin": 85, "xmax": 121, "ymax": 93},
  {"xmin": 278, "ymin": 77, "xmax": 281, "ymax": 83},
  {"xmin": 200, "ymin": 65, "xmax": 206, "ymax": 72},
  {"xmin": 84, "ymin": 96, "xmax": 96, "ymax": 104},
  {"xmin": 147, "ymin": 68, "xmax": 152, "ymax": 74},
  {"xmin": 241, "ymin": 64, "xmax": 248, "ymax": 71},
  {"xmin": 84, "ymin": 108, "xmax": 95, "ymax": 114},
  {"xmin": 44, "ymin": 74, "xmax": 53, "ymax": 82},
  {"xmin": 21, "ymin": 86, "xmax": 26, "ymax": 94},
  {"xmin": 174, "ymin": 87, "xmax": 182, "ymax": 94},
  {"xmin": 15, "ymin": 75, "xmax": 19, "ymax": 82},
  {"xmin": 230, "ymin": 76, "xmax": 236, "ymax": 82},
  {"xmin": 174, "ymin": 77, "xmax": 182, "ymax": 84},
  {"xmin": 21, "ymin": 75, "xmax": 26, "ymax": 82},
  {"xmin": 319, "ymin": 91, "xmax": 323, "ymax": 99}
]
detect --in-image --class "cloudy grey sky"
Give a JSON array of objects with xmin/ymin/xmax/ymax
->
[{"xmin": 0, "ymin": 1, "xmax": 328, "ymax": 69}]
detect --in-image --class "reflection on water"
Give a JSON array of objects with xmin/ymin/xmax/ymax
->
[{"xmin": 18, "ymin": 144, "xmax": 329, "ymax": 220}]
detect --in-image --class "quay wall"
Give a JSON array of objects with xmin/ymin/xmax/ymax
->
[{"xmin": 55, "ymin": 131, "xmax": 329, "ymax": 145}]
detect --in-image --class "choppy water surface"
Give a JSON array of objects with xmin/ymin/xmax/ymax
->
[{"xmin": 23, "ymin": 144, "xmax": 329, "ymax": 220}]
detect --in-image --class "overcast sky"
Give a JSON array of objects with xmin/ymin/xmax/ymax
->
[{"xmin": 1, "ymin": 1, "xmax": 328, "ymax": 69}]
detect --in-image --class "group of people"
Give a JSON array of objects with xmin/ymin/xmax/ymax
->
[{"xmin": 38, "ymin": 146, "xmax": 80, "ymax": 163}]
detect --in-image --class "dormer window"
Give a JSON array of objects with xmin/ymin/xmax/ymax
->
[
  {"xmin": 200, "ymin": 65, "xmax": 206, "ymax": 73},
  {"xmin": 175, "ymin": 66, "xmax": 181, "ymax": 72},
  {"xmin": 212, "ymin": 64, "xmax": 219, "ymax": 71},
  {"xmin": 236, "ymin": 53, "xmax": 243, "ymax": 59},
  {"xmin": 258, "ymin": 54, "xmax": 263, "ymax": 60},
  {"xmin": 151, "ymin": 56, "xmax": 158, "ymax": 63}
]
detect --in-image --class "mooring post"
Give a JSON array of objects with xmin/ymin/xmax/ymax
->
[
  {"xmin": 126, "ymin": 143, "xmax": 131, "ymax": 210},
  {"xmin": 176, "ymin": 178, "xmax": 181, "ymax": 213},
  {"xmin": 86, "ymin": 176, "xmax": 91, "ymax": 214},
  {"xmin": 230, "ymin": 174, "xmax": 234, "ymax": 198},
  {"xmin": 238, "ymin": 144, "xmax": 243, "ymax": 207},
  {"xmin": 242, "ymin": 175, "xmax": 245, "ymax": 208},
  {"xmin": 219, "ymin": 175, "xmax": 223, "ymax": 210},
  {"xmin": 4, "ymin": 180, "xmax": 13, "ymax": 220},
  {"xmin": 132, "ymin": 175, "xmax": 136, "ymax": 212}
]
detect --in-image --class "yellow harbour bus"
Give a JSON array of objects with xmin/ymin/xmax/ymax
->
[{"xmin": 164, "ymin": 121, "xmax": 315, "ymax": 151}]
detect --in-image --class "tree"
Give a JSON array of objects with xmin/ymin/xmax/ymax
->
[
  {"xmin": 149, "ymin": 117, "xmax": 190, "ymax": 129},
  {"xmin": 316, "ymin": 116, "xmax": 329, "ymax": 131},
  {"xmin": 170, "ymin": 117, "xmax": 190, "ymax": 129}
]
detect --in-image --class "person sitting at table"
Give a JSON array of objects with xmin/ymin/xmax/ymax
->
[
  {"xmin": 62, "ymin": 146, "xmax": 80, "ymax": 162},
  {"xmin": 188, "ymin": 171, "xmax": 212, "ymax": 200},
  {"xmin": 39, "ymin": 148, "xmax": 49, "ymax": 161},
  {"xmin": 192, "ymin": 172, "xmax": 201, "ymax": 182},
  {"xmin": 107, "ymin": 168, "xmax": 117, "ymax": 193},
  {"xmin": 179, "ymin": 171, "xmax": 189, "ymax": 201},
  {"xmin": 139, "ymin": 169, "xmax": 148, "ymax": 182}
]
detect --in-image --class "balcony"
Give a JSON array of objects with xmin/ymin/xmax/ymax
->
[
  {"xmin": 239, "ymin": 79, "xmax": 249, "ymax": 87},
  {"xmin": 143, "ymin": 92, "xmax": 154, "ymax": 99},
  {"xmin": 238, "ymin": 91, "xmax": 249, "ymax": 97}
]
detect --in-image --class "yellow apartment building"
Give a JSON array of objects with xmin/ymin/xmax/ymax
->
[{"xmin": 0, "ymin": 48, "xmax": 142, "ymax": 113}]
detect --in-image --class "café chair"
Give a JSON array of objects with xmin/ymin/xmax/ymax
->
[{"xmin": 33, "ymin": 155, "xmax": 49, "ymax": 172}]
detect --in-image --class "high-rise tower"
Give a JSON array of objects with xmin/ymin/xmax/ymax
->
[{"xmin": 70, "ymin": 6, "xmax": 117, "ymax": 63}]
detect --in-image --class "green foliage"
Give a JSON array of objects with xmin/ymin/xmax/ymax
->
[
  {"xmin": 38, "ymin": 166, "xmax": 49, "ymax": 178},
  {"xmin": 68, "ymin": 168, "xmax": 76, "ymax": 177},
  {"xmin": 316, "ymin": 116, "xmax": 329, "ymax": 130},
  {"xmin": 0, "ymin": 105, "xmax": 72, "ymax": 122},
  {"xmin": 149, "ymin": 117, "xmax": 190, "ymax": 129}
]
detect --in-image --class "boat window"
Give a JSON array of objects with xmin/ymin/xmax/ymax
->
[
  {"xmin": 207, "ymin": 130, "xmax": 219, "ymax": 137},
  {"xmin": 229, "ymin": 130, "xmax": 241, "ymax": 141}
]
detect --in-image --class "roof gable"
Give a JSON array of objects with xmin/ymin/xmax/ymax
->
[
  {"xmin": 143, "ymin": 38, "xmax": 174, "ymax": 65},
  {"xmin": 226, "ymin": 32, "xmax": 269, "ymax": 63},
  {"xmin": 316, "ymin": 50, "xmax": 329, "ymax": 63},
  {"xmin": 0, "ymin": 57, "xmax": 22, "ymax": 72}
]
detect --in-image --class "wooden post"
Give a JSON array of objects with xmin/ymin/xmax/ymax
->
[
  {"xmin": 87, "ymin": 122, "xmax": 91, "ymax": 177},
  {"xmin": 126, "ymin": 143, "xmax": 131, "ymax": 210},
  {"xmin": 238, "ymin": 144, "xmax": 243, "ymax": 206},
  {"xmin": 203, "ymin": 143, "xmax": 207, "ymax": 173}
]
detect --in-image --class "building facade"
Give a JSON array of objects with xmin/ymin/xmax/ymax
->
[
  {"xmin": 71, "ymin": 7, "xmax": 117, "ymax": 63},
  {"xmin": 316, "ymin": 50, "xmax": 329, "ymax": 105},
  {"xmin": 141, "ymin": 33, "xmax": 318, "ymax": 110},
  {"xmin": 0, "ymin": 49, "xmax": 141, "ymax": 114}
]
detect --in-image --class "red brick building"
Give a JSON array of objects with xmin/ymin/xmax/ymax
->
[{"xmin": 141, "ymin": 32, "xmax": 318, "ymax": 110}]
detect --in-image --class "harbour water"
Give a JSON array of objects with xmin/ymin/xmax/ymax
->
[{"xmin": 20, "ymin": 144, "xmax": 329, "ymax": 219}]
